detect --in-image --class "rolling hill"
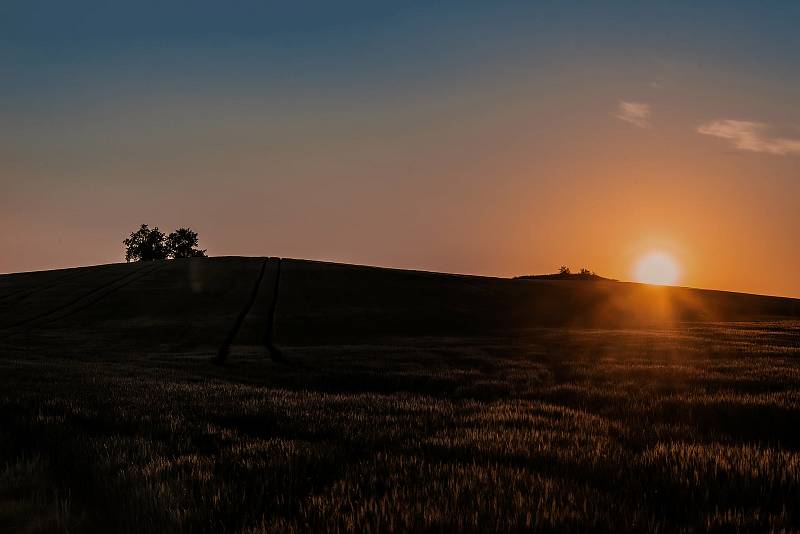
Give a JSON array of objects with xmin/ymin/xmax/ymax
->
[
  {"xmin": 1, "ymin": 256, "xmax": 798, "ymax": 355},
  {"xmin": 3, "ymin": 257, "xmax": 800, "ymax": 532}
]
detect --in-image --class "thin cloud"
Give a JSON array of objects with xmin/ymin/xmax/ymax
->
[
  {"xmin": 615, "ymin": 101, "xmax": 651, "ymax": 128},
  {"xmin": 697, "ymin": 120, "xmax": 800, "ymax": 156}
]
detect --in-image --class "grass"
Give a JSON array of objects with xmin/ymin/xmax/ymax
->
[
  {"xmin": 1, "ymin": 257, "xmax": 800, "ymax": 531},
  {"xmin": 0, "ymin": 453, "xmax": 77, "ymax": 533}
]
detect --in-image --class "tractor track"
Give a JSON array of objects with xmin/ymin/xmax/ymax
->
[
  {"xmin": 265, "ymin": 258, "xmax": 285, "ymax": 363},
  {"xmin": 0, "ymin": 261, "xmax": 165, "ymax": 340},
  {"xmin": 215, "ymin": 257, "xmax": 285, "ymax": 364},
  {"xmin": 215, "ymin": 259, "xmax": 268, "ymax": 364},
  {"xmin": 0, "ymin": 268, "xmax": 88, "ymax": 304}
]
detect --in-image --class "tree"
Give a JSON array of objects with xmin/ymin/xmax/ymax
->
[
  {"xmin": 166, "ymin": 227, "xmax": 206, "ymax": 259},
  {"xmin": 559, "ymin": 266, "xmax": 571, "ymax": 275},
  {"xmin": 123, "ymin": 224, "xmax": 168, "ymax": 262},
  {"xmin": 579, "ymin": 268, "xmax": 592, "ymax": 275}
]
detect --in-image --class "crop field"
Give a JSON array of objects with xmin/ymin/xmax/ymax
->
[{"xmin": 1, "ymin": 257, "xmax": 800, "ymax": 532}]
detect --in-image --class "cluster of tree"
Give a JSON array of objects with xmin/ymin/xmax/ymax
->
[
  {"xmin": 515, "ymin": 266, "xmax": 613, "ymax": 281},
  {"xmin": 559, "ymin": 266, "xmax": 596, "ymax": 276},
  {"xmin": 123, "ymin": 224, "xmax": 206, "ymax": 262}
]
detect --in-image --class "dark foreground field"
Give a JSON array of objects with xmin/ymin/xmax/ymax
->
[{"xmin": 1, "ymin": 257, "xmax": 800, "ymax": 532}]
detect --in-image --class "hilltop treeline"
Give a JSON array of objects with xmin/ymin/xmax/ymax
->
[
  {"xmin": 515, "ymin": 266, "xmax": 616, "ymax": 281},
  {"xmin": 123, "ymin": 224, "xmax": 206, "ymax": 262}
]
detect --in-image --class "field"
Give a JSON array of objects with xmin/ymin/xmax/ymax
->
[{"xmin": 2, "ymin": 257, "xmax": 800, "ymax": 532}]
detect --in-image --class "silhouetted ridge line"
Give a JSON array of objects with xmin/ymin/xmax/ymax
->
[
  {"xmin": 215, "ymin": 259, "xmax": 268, "ymax": 364},
  {"xmin": 0, "ymin": 261, "xmax": 161, "ymax": 336},
  {"xmin": 514, "ymin": 273, "xmax": 617, "ymax": 281},
  {"xmin": 265, "ymin": 258, "xmax": 285, "ymax": 363}
]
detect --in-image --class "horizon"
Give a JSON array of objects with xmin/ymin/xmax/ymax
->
[
  {"xmin": 2, "ymin": 2, "xmax": 799, "ymax": 297},
  {"xmin": 3, "ymin": 253, "xmax": 799, "ymax": 301}
]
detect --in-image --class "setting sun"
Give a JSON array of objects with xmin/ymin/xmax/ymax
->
[{"xmin": 634, "ymin": 251, "xmax": 681, "ymax": 286}]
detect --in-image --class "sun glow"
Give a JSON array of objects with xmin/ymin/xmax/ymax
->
[{"xmin": 634, "ymin": 251, "xmax": 681, "ymax": 286}]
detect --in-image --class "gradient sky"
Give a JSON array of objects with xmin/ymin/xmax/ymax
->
[{"xmin": 2, "ymin": 1, "xmax": 799, "ymax": 296}]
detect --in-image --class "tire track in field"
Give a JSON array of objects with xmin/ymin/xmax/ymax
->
[
  {"xmin": 0, "ymin": 261, "xmax": 164, "ymax": 338},
  {"xmin": 30, "ymin": 262, "xmax": 168, "ymax": 328},
  {"xmin": 0, "ymin": 268, "xmax": 87, "ymax": 304},
  {"xmin": 265, "ymin": 257, "xmax": 285, "ymax": 363},
  {"xmin": 215, "ymin": 259, "xmax": 268, "ymax": 364}
]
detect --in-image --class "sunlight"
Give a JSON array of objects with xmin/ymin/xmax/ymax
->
[{"xmin": 634, "ymin": 251, "xmax": 680, "ymax": 286}]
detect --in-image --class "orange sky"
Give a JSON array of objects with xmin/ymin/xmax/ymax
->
[{"xmin": 2, "ymin": 3, "xmax": 799, "ymax": 297}]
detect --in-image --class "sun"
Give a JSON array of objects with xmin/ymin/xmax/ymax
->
[{"xmin": 633, "ymin": 251, "xmax": 680, "ymax": 286}]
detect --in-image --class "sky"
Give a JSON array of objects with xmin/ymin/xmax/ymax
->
[{"xmin": 2, "ymin": 1, "xmax": 799, "ymax": 297}]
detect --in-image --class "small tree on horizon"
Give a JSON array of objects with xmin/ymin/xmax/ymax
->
[
  {"xmin": 579, "ymin": 267, "xmax": 592, "ymax": 275},
  {"xmin": 123, "ymin": 224, "xmax": 168, "ymax": 262},
  {"xmin": 166, "ymin": 227, "xmax": 207, "ymax": 259},
  {"xmin": 559, "ymin": 265, "xmax": 571, "ymax": 275}
]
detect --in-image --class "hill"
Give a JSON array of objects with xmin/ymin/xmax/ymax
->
[
  {"xmin": 2, "ymin": 257, "xmax": 800, "ymax": 532},
  {"xmin": 0, "ymin": 256, "xmax": 798, "ymax": 354}
]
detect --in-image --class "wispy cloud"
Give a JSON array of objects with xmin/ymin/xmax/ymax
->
[
  {"xmin": 615, "ymin": 101, "xmax": 651, "ymax": 128},
  {"xmin": 697, "ymin": 120, "xmax": 800, "ymax": 156}
]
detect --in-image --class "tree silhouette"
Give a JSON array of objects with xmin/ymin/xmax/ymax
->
[
  {"xmin": 579, "ymin": 268, "xmax": 591, "ymax": 275},
  {"xmin": 559, "ymin": 266, "xmax": 571, "ymax": 275},
  {"xmin": 166, "ymin": 228, "xmax": 207, "ymax": 259},
  {"xmin": 123, "ymin": 224, "xmax": 168, "ymax": 262}
]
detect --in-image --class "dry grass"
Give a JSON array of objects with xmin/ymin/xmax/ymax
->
[{"xmin": 2, "ymin": 322, "xmax": 800, "ymax": 532}]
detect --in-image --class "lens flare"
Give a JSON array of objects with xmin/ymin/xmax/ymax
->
[{"xmin": 634, "ymin": 251, "xmax": 680, "ymax": 285}]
